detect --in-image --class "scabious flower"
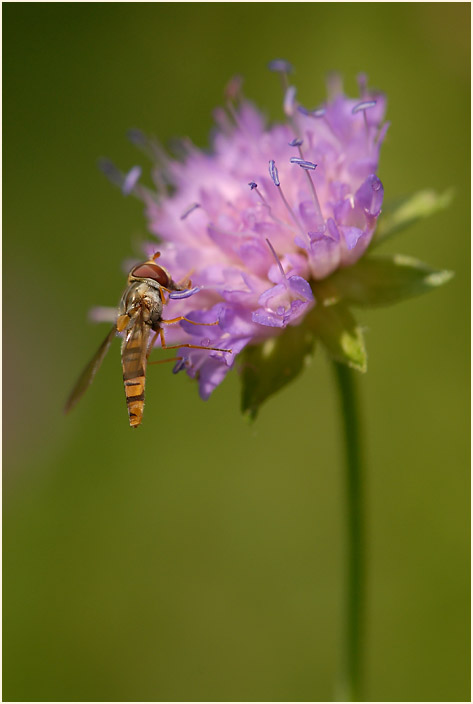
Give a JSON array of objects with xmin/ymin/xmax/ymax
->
[
  {"xmin": 111, "ymin": 65, "xmax": 386, "ymax": 398},
  {"xmin": 103, "ymin": 62, "xmax": 450, "ymax": 412}
]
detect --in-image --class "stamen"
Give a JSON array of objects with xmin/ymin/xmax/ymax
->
[
  {"xmin": 284, "ymin": 85, "xmax": 297, "ymax": 117},
  {"xmin": 225, "ymin": 74, "xmax": 244, "ymax": 101},
  {"xmin": 326, "ymin": 72, "xmax": 343, "ymax": 101},
  {"xmin": 288, "ymin": 138, "xmax": 303, "ymax": 147},
  {"xmin": 225, "ymin": 75, "xmax": 247, "ymax": 133},
  {"xmin": 268, "ymin": 58, "xmax": 293, "ymax": 93},
  {"xmin": 357, "ymin": 73, "xmax": 368, "ymax": 98},
  {"xmin": 180, "ymin": 202, "xmax": 201, "ymax": 220},
  {"xmin": 126, "ymin": 129, "xmax": 168, "ymax": 164},
  {"xmin": 265, "ymin": 238, "xmax": 286, "ymax": 280},
  {"xmin": 352, "ymin": 100, "xmax": 377, "ymax": 139},
  {"xmin": 269, "ymin": 159, "xmax": 306, "ymax": 236},
  {"xmin": 226, "ymin": 100, "xmax": 245, "ymax": 134},
  {"xmin": 289, "ymin": 157, "xmax": 317, "ymax": 170},
  {"xmin": 248, "ymin": 178, "xmax": 293, "ymax": 231},
  {"xmin": 122, "ymin": 166, "xmax": 142, "ymax": 196},
  {"xmin": 292, "ymin": 144, "xmax": 324, "ymax": 225},
  {"xmin": 168, "ymin": 286, "xmax": 201, "ymax": 300}
]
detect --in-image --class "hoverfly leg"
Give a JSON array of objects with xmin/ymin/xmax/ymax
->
[
  {"xmin": 161, "ymin": 315, "xmax": 219, "ymax": 326},
  {"xmin": 159, "ymin": 328, "xmax": 231, "ymax": 354},
  {"xmin": 147, "ymin": 330, "xmax": 183, "ymax": 366},
  {"xmin": 148, "ymin": 356, "xmax": 183, "ymax": 366},
  {"xmin": 146, "ymin": 330, "xmax": 160, "ymax": 359}
]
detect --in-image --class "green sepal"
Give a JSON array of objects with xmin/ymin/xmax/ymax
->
[
  {"xmin": 307, "ymin": 303, "xmax": 367, "ymax": 373},
  {"xmin": 317, "ymin": 254, "xmax": 454, "ymax": 308},
  {"xmin": 372, "ymin": 188, "xmax": 454, "ymax": 247},
  {"xmin": 240, "ymin": 325, "xmax": 316, "ymax": 420}
]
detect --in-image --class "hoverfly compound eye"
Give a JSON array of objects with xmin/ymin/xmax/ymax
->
[{"xmin": 131, "ymin": 262, "xmax": 171, "ymax": 287}]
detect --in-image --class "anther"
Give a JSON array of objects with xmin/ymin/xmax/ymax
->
[
  {"xmin": 126, "ymin": 128, "xmax": 167, "ymax": 164},
  {"xmin": 268, "ymin": 58, "xmax": 293, "ymax": 95},
  {"xmin": 180, "ymin": 202, "xmax": 201, "ymax": 220},
  {"xmin": 352, "ymin": 100, "xmax": 377, "ymax": 114},
  {"xmin": 288, "ymin": 138, "xmax": 303, "ymax": 147},
  {"xmin": 297, "ymin": 105, "xmax": 326, "ymax": 118},
  {"xmin": 122, "ymin": 166, "xmax": 142, "ymax": 196},
  {"xmin": 168, "ymin": 286, "xmax": 201, "ymax": 300},
  {"xmin": 173, "ymin": 359, "xmax": 187, "ymax": 374},
  {"xmin": 268, "ymin": 59, "xmax": 293, "ymax": 74},
  {"xmin": 98, "ymin": 158, "xmax": 123, "ymax": 187},
  {"xmin": 289, "ymin": 157, "xmax": 317, "ymax": 170},
  {"xmin": 268, "ymin": 160, "xmax": 280, "ymax": 187},
  {"xmin": 127, "ymin": 128, "xmax": 148, "ymax": 148},
  {"xmin": 297, "ymin": 105, "xmax": 312, "ymax": 117},
  {"xmin": 248, "ymin": 181, "xmax": 258, "ymax": 190}
]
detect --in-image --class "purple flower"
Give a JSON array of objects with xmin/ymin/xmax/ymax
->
[{"xmin": 119, "ymin": 71, "xmax": 388, "ymax": 399}]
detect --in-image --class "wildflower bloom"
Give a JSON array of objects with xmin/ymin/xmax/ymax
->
[
  {"xmin": 111, "ymin": 71, "xmax": 385, "ymax": 398},
  {"xmin": 103, "ymin": 65, "xmax": 452, "ymax": 413}
]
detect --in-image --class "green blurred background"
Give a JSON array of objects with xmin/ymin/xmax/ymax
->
[{"xmin": 3, "ymin": 4, "xmax": 470, "ymax": 701}]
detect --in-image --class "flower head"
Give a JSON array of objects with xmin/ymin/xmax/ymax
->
[
  {"xmin": 102, "ymin": 66, "xmax": 451, "ymax": 413},
  {"xmin": 119, "ymin": 71, "xmax": 386, "ymax": 399}
]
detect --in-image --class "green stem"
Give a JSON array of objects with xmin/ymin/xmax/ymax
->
[{"xmin": 332, "ymin": 361, "xmax": 365, "ymax": 702}]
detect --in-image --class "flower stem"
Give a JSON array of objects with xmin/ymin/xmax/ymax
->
[{"xmin": 332, "ymin": 361, "xmax": 365, "ymax": 702}]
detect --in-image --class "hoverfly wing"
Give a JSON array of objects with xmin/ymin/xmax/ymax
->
[
  {"xmin": 64, "ymin": 326, "xmax": 117, "ymax": 413},
  {"xmin": 121, "ymin": 311, "xmax": 151, "ymax": 428}
]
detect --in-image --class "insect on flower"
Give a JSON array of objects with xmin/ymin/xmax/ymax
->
[{"xmin": 64, "ymin": 253, "xmax": 232, "ymax": 427}]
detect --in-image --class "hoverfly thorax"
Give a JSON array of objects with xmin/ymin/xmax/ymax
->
[{"xmin": 118, "ymin": 281, "xmax": 163, "ymax": 330}]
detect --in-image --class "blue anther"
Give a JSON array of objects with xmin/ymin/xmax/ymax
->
[
  {"xmin": 248, "ymin": 181, "xmax": 258, "ymax": 190},
  {"xmin": 289, "ymin": 157, "xmax": 317, "ymax": 170},
  {"xmin": 168, "ymin": 286, "xmax": 201, "ymax": 300},
  {"xmin": 352, "ymin": 100, "xmax": 377, "ymax": 114},
  {"xmin": 173, "ymin": 359, "xmax": 187, "ymax": 374},
  {"xmin": 126, "ymin": 128, "xmax": 147, "ymax": 147},
  {"xmin": 180, "ymin": 202, "xmax": 201, "ymax": 220},
  {"xmin": 268, "ymin": 59, "xmax": 293, "ymax": 74},
  {"xmin": 297, "ymin": 105, "xmax": 326, "ymax": 118},
  {"xmin": 269, "ymin": 160, "xmax": 280, "ymax": 187},
  {"xmin": 288, "ymin": 138, "xmax": 303, "ymax": 147},
  {"xmin": 121, "ymin": 165, "xmax": 142, "ymax": 195}
]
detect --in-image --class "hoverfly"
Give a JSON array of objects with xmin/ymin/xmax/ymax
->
[{"xmin": 65, "ymin": 252, "xmax": 231, "ymax": 427}]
